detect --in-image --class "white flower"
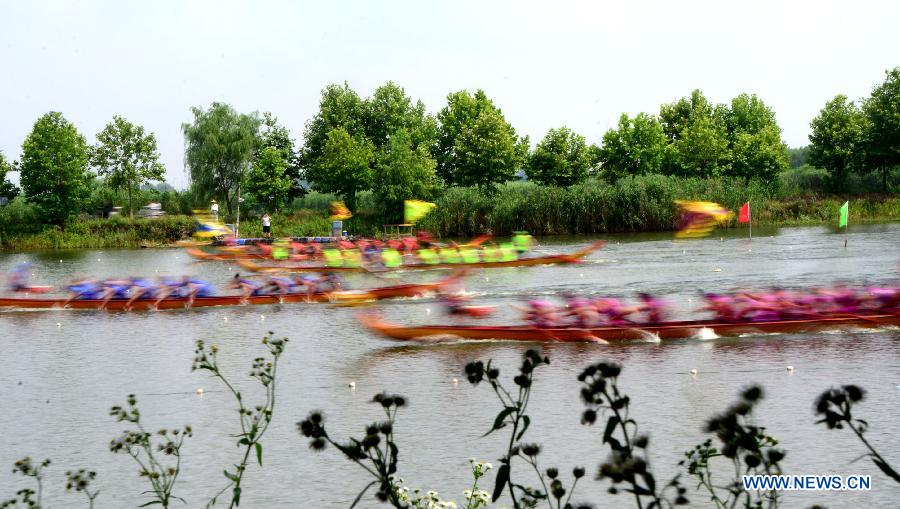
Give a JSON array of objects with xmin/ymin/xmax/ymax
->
[{"xmin": 463, "ymin": 489, "xmax": 473, "ymax": 499}]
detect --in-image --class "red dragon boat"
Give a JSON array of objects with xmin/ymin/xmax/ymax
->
[
  {"xmin": 236, "ymin": 241, "xmax": 605, "ymax": 273},
  {"xmin": 0, "ymin": 279, "xmax": 451, "ymax": 311},
  {"xmin": 358, "ymin": 312, "xmax": 900, "ymax": 342}
]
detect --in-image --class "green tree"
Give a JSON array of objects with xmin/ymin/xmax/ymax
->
[
  {"xmin": 372, "ymin": 128, "xmax": 438, "ymax": 221},
  {"xmin": 435, "ymin": 90, "xmax": 524, "ymax": 188},
  {"xmin": 862, "ymin": 67, "xmax": 900, "ymax": 191},
  {"xmin": 808, "ymin": 95, "xmax": 867, "ymax": 192},
  {"xmin": 788, "ymin": 146, "xmax": 810, "ymax": 168},
  {"xmin": 307, "ymin": 127, "xmax": 374, "ymax": 211},
  {"xmin": 258, "ymin": 112, "xmax": 303, "ymax": 198},
  {"xmin": 526, "ymin": 126, "xmax": 592, "ymax": 186},
  {"xmin": 0, "ymin": 151, "xmax": 19, "ymax": 201},
  {"xmin": 245, "ymin": 146, "xmax": 292, "ymax": 212},
  {"xmin": 672, "ymin": 113, "xmax": 731, "ymax": 177},
  {"xmin": 19, "ymin": 112, "xmax": 91, "ymax": 225},
  {"xmin": 434, "ymin": 89, "xmax": 523, "ymax": 187},
  {"xmin": 726, "ymin": 94, "xmax": 788, "ymax": 181},
  {"xmin": 659, "ymin": 89, "xmax": 715, "ymax": 143},
  {"xmin": 182, "ymin": 103, "xmax": 261, "ymax": 215},
  {"xmin": 363, "ymin": 81, "xmax": 437, "ymax": 151},
  {"xmin": 300, "ymin": 83, "xmax": 366, "ymax": 171},
  {"xmin": 597, "ymin": 113, "xmax": 668, "ymax": 180},
  {"xmin": 90, "ymin": 115, "xmax": 165, "ymax": 217}
]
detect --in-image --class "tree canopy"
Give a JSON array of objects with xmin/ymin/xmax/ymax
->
[
  {"xmin": 245, "ymin": 146, "xmax": 292, "ymax": 212},
  {"xmin": 371, "ymin": 128, "xmax": 438, "ymax": 221},
  {"xmin": 362, "ymin": 81, "xmax": 437, "ymax": 151},
  {"xmin": 182, "ymin": 102, "xmax": 261, "ymax": 215},
  {"xmin": 435, "ymin": 90, "xmax": 524, "ymax": 189},
  {"xmin": 598, "ymin": 114, "xmax": 668, "ymax": 180},
  {"xmin": 526, "ymin": 126, "xmax": 593, "ymax": 186},
  {"xmin": 258, "ymin": 112, "xmax": 303, "ymax": 198},
  {"xmin": 19, "ymin": 112, "xmax": 91, "ymax": 225},
  {"xmin": 91, "ymin": 115, "xmax": 165, "ymax": 217},
  {"xmin": 808, "ymin": 95, "xmax": 867, "ymax": 191},
  {"xmin": 862, "ymin": 67, "xmax": 900, "ymax": 191},
  {"xmin": 300, "ymin": 83, "xmax": 366, "ymax": 171},
  {"xmin": 307, "ymin": 127, "xmax": 374, "ymax": 210},
  {"xmin": 0, "ymin": 151, "xmax": 19, "ymax": 201}
]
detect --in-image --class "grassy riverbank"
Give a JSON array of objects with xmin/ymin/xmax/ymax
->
[
  {"xmin": 417, "ymin": 176, "xmax": 900, "ymax": 237},
  {"xmin": 2, "ymin": 175, "xmax": 897, "ymax": 250}
]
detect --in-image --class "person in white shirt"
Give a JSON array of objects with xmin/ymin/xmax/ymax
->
[
  {"xmin": 210, "ymin": 200, "xmax": 219, "ymax": 221},
  {"xmin": 262, "ymin": 213, "xmax": 272, "ymax": 238}
]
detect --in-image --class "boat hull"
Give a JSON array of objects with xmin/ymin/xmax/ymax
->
[
  {"xmin": 0, "ymin": 281, "xmax": 443, "ymax": 311},
  {"xmin": 358, "ymin": 313, "xmax": 900, "ymax": 342}
]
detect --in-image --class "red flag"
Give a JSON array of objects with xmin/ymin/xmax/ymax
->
[{"xmin": 739, "ymin": 202, "xmax": 750, "ymax": 223}]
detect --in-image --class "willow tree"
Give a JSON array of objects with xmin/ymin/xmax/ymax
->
[
  {"xmin": 91, "ymin": 116, "xmax": 165, "ymax": 217},
  {"xmin": 182, "ymin": 103, "xmax": 261, "ymax": 215}
]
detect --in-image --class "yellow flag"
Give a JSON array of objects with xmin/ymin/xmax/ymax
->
[
  {"xmin": 674, "ymin": 200, "xmax": 733, "ymax": 238},
  {"xmin": 330, "ymin": 201, "xmax": 352, "ymax": 220},
  {"xmin": 404, "ymin": 200, "xmax": 436, "ymax": 224}
]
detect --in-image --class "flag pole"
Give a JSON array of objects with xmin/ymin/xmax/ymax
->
[{"xmin": 748, "ymin": 202, "xmax": 752, "ymax": 241}]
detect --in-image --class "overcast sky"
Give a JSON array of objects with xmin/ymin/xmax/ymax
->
[{"xmin": 1, "ymin": 0, "xmax": 897, "ymax": 188}]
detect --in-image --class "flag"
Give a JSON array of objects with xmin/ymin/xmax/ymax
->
[
  {"xmin": 674, "ymin": 200, "xmax": 733, "ymax": 238},
  {"xmin": 330, "ymin": 201, "xmax": 352, "ymax": 220},
  {"xmin": 739, "ymin": 202, "xmax": 750, "ymax": 223},
  {"xmin": 839, "ymin": 201, "xmax": 849, "ymax": 227},
  {"xmin": 404, "ymin": 199, "xmax": 437, "ymax": 224}
]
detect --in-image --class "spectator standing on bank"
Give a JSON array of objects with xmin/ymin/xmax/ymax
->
[
  {"xmin": 210, "ymin": 199, "xmax": 219, "ymax": 221},
  {"xmin": 262, "ymin": 213, "xmax": 272, "ymax": 238}
]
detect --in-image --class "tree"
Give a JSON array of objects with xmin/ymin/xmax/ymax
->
[
  {"xmin": 258, "ymin": 112, "xmax": 303, "ymax": 198},
  {"xmin": 307, "ymin": 127, "xmax": 374, "ymax": 210},
  {"xmin": 597, "ymin": 113, "xmax": 668, "ymax": 180},
  {"xmin": 788, "ymin": 146, "xmax": 810, "ymax": 168},
  {"xmin": 363, "ymin": 82, "xmax": 437, "ymax": 151},
  {"xmin": 245, "ymin": 146, "xmax": 292, "ymax": 212},
  {"xmin": 525, "ymin": 127, "xmax": 591, "ymax": 186},
  {"xmin": 434, "ymin": 89, "xmax": 523, "ymax": 187},
  {"xmin": 372, "ymin": 129, "xmax": 438, "ymax": 221},
  {"xmin": 862, "ymin": 67, "xmax": 900, "ymax": 191},
  {"xmin": 808, "ymin": 95, "xmax": 867, "ymax": 192},
  {"xmin": 90, "ymin": 116, "xmax": 165, "ymax": 217},
  {"xmin": 182, "ymin": 103, "xmax": 261, "ymax": 215},
  {"xmin": 659, "ymin": 89, "xmax": 715, "ymax": 143},
  {"xmin": 672, "ymin": 113, "xmax": 731, "ymax": 177},
  {"xmin": 19, "ymin": 112, "xmax": 91, "ymax": 225},
  {"xmin": 726, "ymin": 94, "xmax": 788, "ymax": 181},
  {"xmin": 0, "ymin": 151, "xmax": 19, "ymax": 201},
  {"xmin": 300, "ymin": 83, "xmax": 366, "ymax": 171}
]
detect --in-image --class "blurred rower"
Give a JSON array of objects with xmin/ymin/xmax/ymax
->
[{"xmin": 227, "ymin": 274, "xmax": 262, "ymax": 304}]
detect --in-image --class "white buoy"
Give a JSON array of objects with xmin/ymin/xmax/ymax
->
[
  {"xmin": 59, "ymin": 260, "xmax": 63, "ymax": 263},
  {"xmin": 748, "ymin": 248, "xmax": 752, "ymax": 252},
  {"xmin": 485, "ymin": 277, "xmax": 489, "ymax": 282},
  {"xmin": 580, "ymin": 273, "xmax": 584, "ymax": 278},
  {"xmin": 687, "ymin": 298, "xmax": 693, "ymax": 303},
  {"xmin": 260, "ymin": 314, "xmax": 265, "ymax": 321},
  {"xmin": 426, "ymin": 307, "xmax": 431, "ymax": 315},
  {"xmin": 682, "ymin": 250, "xmax": 686, "ymax": 254},
  {"xmin": 452, "ymin": 377, "xmax": 459, "ymax": 385},
  {"xmin": 223, "ymin": 316, "xmax": 228, "ymax": 321},
  {"xmin": 348, "ymin": 381, "xmax": 356, "ymax": 389},
  {"xmin": 56, "ymin": 322, "xmax": 61, "ymax": 327},
  {"xmin": 690, "ymin": 369, "xmax": 698, "ymax": 376},
  {"xmin": 786, "ymin": 365, "xmax": 794, "ymax": 372},
  {"xmin": 713, "ymin": 268, "xmax": 722, "ymax": 272},
  {"xmin": 196, "ymin": 388, "xmax": 204, "ymax": 395}
]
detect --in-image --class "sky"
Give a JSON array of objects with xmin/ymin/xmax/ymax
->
[{"xmin": 1, "ymin": 0, "xmax": 898, "ymax": 189}]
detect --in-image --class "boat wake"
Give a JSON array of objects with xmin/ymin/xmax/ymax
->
[{"xmin": 692, "ymin": 327, "xmax": 719, "ymax": 341}]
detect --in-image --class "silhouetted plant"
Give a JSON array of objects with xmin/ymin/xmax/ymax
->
[
  {"xmin": 1, "ymin": 457, "xmax": 50, "ymax": 508},
  {"xmin": 578, "ymin": 362, "xmax": 687, "ymax": 508},
  {"xmin": 815, "ymin": 385, "xmax": 900, "ymax": 483},
  {"xmin": 466, "ymin": 349, "xmax": 587, "ymax": 509},
  {"xmin": 298, "ymin": 392, "xmax": 407, "ymax": 507},
  {"xmin": 682, "ymin": 385, "xmax": 784, "ymax": 509},
  {"xmin": 65, "ymin": 469, "xmax": 99, "ymax": 508},
  {"xmin": 192, "ymin": 333, "xmax": 288, "ymax": 508},
  {"xmin": 109, "ymin": 395, "xmax": 192, "ymax": 508}
]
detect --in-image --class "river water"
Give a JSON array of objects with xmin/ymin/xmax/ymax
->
[{"xmin": 1, "ymin": 224, "xmax": 898, "ymax": 508}]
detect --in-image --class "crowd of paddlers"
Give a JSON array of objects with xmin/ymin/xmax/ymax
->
[
  {"xmin": 217, "ymin": 232, "xmax": 535, "ymax": 268},
  {"xmin": 512, "ymin": 286, "xmax": 900, "ymax": 328}
]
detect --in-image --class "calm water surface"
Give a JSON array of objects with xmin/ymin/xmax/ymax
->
[{"xmin": 1, "ymin": 224, "xmax": 899, "ymax": 508}]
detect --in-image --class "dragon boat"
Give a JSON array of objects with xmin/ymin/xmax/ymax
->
[
  {"xmin": 235, "ymin": 241, "xmax": 605, "ymax": 273},
  {"xmin": 0, "ymin": 279, "xmax": 451, "ymax": 311},
  {"xmin": 358, "ymin": 312, "xmax": 900, "ymax": 342}
]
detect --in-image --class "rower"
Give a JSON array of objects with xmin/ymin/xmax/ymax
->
[
  {"xmin": 522, "ymin": 299, "xmax": 560, "ymax": 328},
  {"xmin": 7, "ymin": 262, "xmax": 31, "ymax": 292},
  {"xmin": 266, "ymin": 275, "xmax": 297, "ymax": 295},
  {"xmin": 635, "ymin": 293, "xmax": 669, "ymax": 323},
  {"xmin": 698, "ymin": 293, "xmax": 738, "ymax": 322},
  {"xmin": 66, "ymin": 278, "xmax": 101, "ymax": 302},
  {"xmin": 512, "ymin": 231, "xmax": 534, "ymax": 258},
  {"xmin": 125, "ymin": 277, "xmax": 157, "ymax": 310},
  {"xmin": 566, "ymin": 297, "xmax": 602, "ymax": 328},
  {"xmin": 227, "ymin": 274, "xmax": 262, "ymax": 304},
  {"xmin": 98, "ymin": 279, "xmax": 132, "ymax": 309},
  {"xmin": 593, "ymin": 297, "xmax": 633, "ymax": 325}
]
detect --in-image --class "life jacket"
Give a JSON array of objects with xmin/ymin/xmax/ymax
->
[
  {"xmin": 440, "ymin": 248, "xmax": 461, "ymax": 264},
  {"xmin": 343, "ymin": 249, "xmax": 362, "ymax": 268},
  {"xmin": 418, "ymin": 248, "xmax": 439, "ymax": 265},
  {"xmin": 382, "ymin": 248, "xmax": 402, "ymax": 268},
  {"xmin": 500, "ymin": 243, "xmax": 518, "ymax": 262},
  {"xmin": 323, "ymin": 249, "xmax": 344, "ymax": 267},
  {"xmin": 459, "ymin": 247, "xmax": 480, "ymax": 264}
]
